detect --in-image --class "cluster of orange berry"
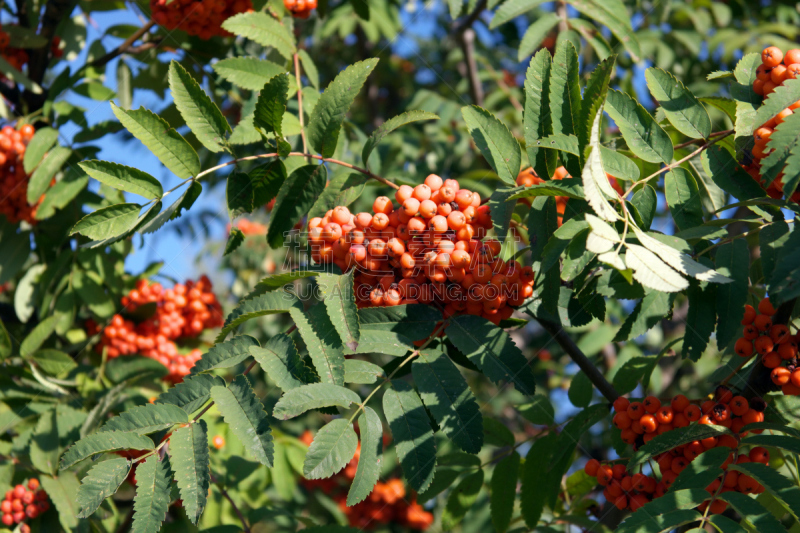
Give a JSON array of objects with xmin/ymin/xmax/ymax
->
[
  {"xmin": 0, "ymin": 124, "xmax": 52, "ymax": 224},
  {"xmin": 86, "ymin": 277, "xmax": 223, "ymax": 383},
  {"xmin": 284, "ymin": 0, "xmax": 318, "ymax": 18},
  {"xmin": 234, "ymin": 218, "xmax": 266, "ymax": 236},
  {"xmin": 0, "ymin": 28, "xmax": 61, "ymax": 76},
  {"xmin": 307, "ymin": 175, "xmax": 536, "ymax": 325},
  {"xmin": 593, "ymin": 388, "xmax": 767, "ymax": 514},
  {"xmin": 743, "ymin": 46, "xmax": 800, "ymax": 202},
  {"xmin": 1, "ymin": 479, "xmax": 49, "ymax": 531},
  {"xmin": 299, "ymin": 431, "xmax": 433, "ymax": 530},
  {"xmin": 516, "ymin": 166, "xmax": 623, "ymax": 226},
  {"xmin": 150, "ymin": 0, "xmax": 253, "ymax": 39},
  {"xmin": 733, "ymin": 297, "xmax": 800, "ymax": 395}
]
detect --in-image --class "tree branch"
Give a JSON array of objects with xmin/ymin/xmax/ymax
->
[
  {"xmin": 87, "ymin": 20, "xmax": 157, "ymax": 68},
  {"xmin": 537, "ymin": 319, "xmax": 620, "ymax": 402},
  {"xmin": 459, "ymin": 28, "xmax": 484, "ymax": 107}
]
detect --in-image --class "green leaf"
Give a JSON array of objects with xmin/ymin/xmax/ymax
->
[
  {"xmin": 358, "ymin": 304, "xmax": 442, "ymax": 340},
  {"xmin": 0, "ymin": 56, "xmax": 41, "ymax": 93},
  {"xmin": 628, "ymin": 424, "xmax": 730, "ymax": 471},
  {"xmin": 131, "ymin": 454, "xmax": 171, "ymax": 533},
  {"xmin": 583, "ymin": 107, "xmax": 621, "ymax": 221},
  {"xmin": 224, "ymin": 228, "xmax": 244, "ymax": 255},
  {"xmin": 35, "ymin": 352, "xmax": 78, "ymax": 376},
  {"xmin": 682, "ymin": 279, "xmax": 716, "ymax": 362},
  {"xmin": 383, "ymin": 380, "xmax": 436, "ymax": 492},
  {"xmin": 669, "ymin": 446, "xmax": 729, "ymax": 493},
  {"xmin": 533, "ymin": 133, "xmax": 581, "ymax": 156},
  {"xmin": 308, "ymin": 172, "xmax": 366, "ymax": 218},
  {"xmin": 40, "ymin": 473, "xmax": 80, "ymax": 530},
  {"xmin": 27, "ymin": 146, "xmax": 71, "ymax": 204},
  {"xmin": 344, "ymin": 359, "xmax": 384, "ymax": 384},
  {"xmin": 741, "ymin": 433, "xmax": 800, "ymax": 454},
  {"xmin": 550, "ymin": 404, "xmax": 610, "ymax": 466},
  {"xmin": 715, "ymin": 239, "xmax": 749, "ymax": 349},
  {"xmin": 756, "ymin": 77, "xmax": 800, "ymax": 127},
  {"xmin": 77, "ymin": 457, "xmax": 130, "ymax": 518},
  {"xmin": 701, "ymin": 145, "xmax": 766, "ymax": 202},
  {"xmin": 762, "ymin": 110, "xmax": 800, "ymax": 195},
  {"xmin": 518, "ymin": 13, "xmax": 561, "ymax": 61},
  {"xmin": 211, "ymin": 376, "xmax": 273, "ymax": 466},
  {"xmin": 221, "ymin": 11, "xmax": 296, "ymax": 60},
  {"xmin": 272, "ymin": 383, "xmax": 361, "ymax": 420},
  {"xmin": 631, "ymin": 184, "xmax": 657, "ymax": 228},
  {"xmin": 79, "ymin": 160, "xmax": 163, "ymax": 199},
  {"xmin": 618, "ymin": 504, "xmax": 704, "ymax": 533},
  {"xmin": 566, "ymin": 0, "xmax": 641, "ymax": 60},
  {"xmin": 0, "ymin": 319, "xmax": 10, "ymax": 362},
  {"xmin": 298, "ymin": 49, "xmax": 319, "ymax": 89},
  {"xmin": 665, "ymin": 167, "xmax": 704, "ymax": 231},
  {"xmin": 601, "ymin": 147, "xmax": 639, "ymax": 181},
  {"xmin": 60, "ymin": 431, "xmax": 154, "ymax": 469},
  {"xmin": 138, "ymin": 181, "xmax": 201, "ymax": 234},
  {"xmin": 760, "ymin": 220, "xmax": 791, "ymax": 283},
  {"xmin": 308, "ymin": 58, "xmax": 379, "ymax": 158},
  {"xmin": 520, "ymin": 433, "xmax": 558, "ymax": 527},
  {"xmin": 719, "ymin": 491, "xmax": 786, "ymax": 533},
  {"xmin": 413, "ymin": 349, "xmax": 483, "ymax": 454},
  {"xmin": 490, "ymin": 0, "xmax": 549, "ymax": 28},
  {"xmin": 111, "ymin": 103, "xmax": 200, "ymax": 179},
  {"xmin": 708, "ymin": 514, "xmax": 748, "ymax": 533},
  {"xmin": 461, "ymin": 105, "xmax": 521, "ymax": 186},
  {"xmin": 362, "ymin": 110, "xmax": 438, "ymax": 166},
  {"xmin": 580, "ymin": 56, "xmax": 616, "ymax": 158},
  {"xmin": 768, "ymin": 225, "xmax": 800, "ymax": 305},
  {"xmin": 251, "ymin": 333, "xmax": 314, "ymax": 391},
  {"xmin": 605, "ymin": 89, "xmax": 673, "ymax": 164},
  {"xmin": 267, "ymin": 164, "xmax": 328, "ymax": 248},
  {"xmin": 254, "ymin": 73, "xmax": 291, "ymax": 140},
  {"xmin": 491, "ymin": 451, "xmax": 520, "ymax": 533},
  {"xmin": 442, "ymin": 470, "xmax": 484, "ymax": 530},
  {"xmin": 447, "ymin": 315, "xmax": 536, "ymax": 396},
  {"xmin": 190, "ymin": 335, "xmax": 259, "ymax": 375},
  {"xmin": 19, "ymin": 315, "xmax": 58, "ymax": 358},
  {"xmin": 217, "ymin": 291, "xmax": 300, "ymax": 341},
  {"xmin": 524, "ymin": 49, "xmax": 557, "ymax": 180},
  {"xmin": 23, "ymin": 127, "xmax": 59, "ymax": 174},
  {"xmin": 169, "ymin": 420, "xmax": 210, "ymax": 524},
  {"xmin": 303, "ymin": 418, "xmax": 358, "ymax": 479},
  {"xmin": 30, "ymin": 409, "xmax": 59, "ymax": 475},
  {"xmin": 156, "ymin": 374, "xmax": 225, "ymax": 415},
  {"xmin": 731, "ymin": 460, "xmax": 800, "ymax": 521},
  {"xmin": 645, "ymin": 68, "xmax": 711, "ymax": 139},
  {"xmin": 226, "ymin": 171, "xmax": 256, "ymax": 219},
  {"xmin": 346, "ymin": 406, "xmax": 383, "ymax": 505},
  {"xmin": 568, "ymin": 370, "xmax": 593, "ymax": 407},
  {"xmin": 169, "ymin": 61, "xmax": 231, "ymax": 153},
  {"xmin": 212, "ymin": 57, "xmax": 286, "ymax": 91},
  {"xmin": 317, "ymin": 271, "xmax": 360, "ymax": 351},
  {"xmin": 70, "ymin": 203, "xmax": 141, "ymax": 240},
  {"xmin": 99, "ymin": 404, "xmax": 188, "ymax": 435},
  {"xmin": 290, "ymin": 304, "xmax": 346, "ymax": 386},
  {"xmin": 549, "ymin": 41, "xmax": 582, "ymax": 175},
  {"xmin": 487, "ymin": 186, "xmax": 521, "ymax": 243},
  {"xmin": 518, "ymin": 396, "xmax": 555, "ymax": 425}
]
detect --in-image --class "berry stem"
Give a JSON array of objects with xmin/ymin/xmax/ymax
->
[
  {"xmin": 189, "ymin": 152, "xmax": 399, "ymax": 190},
  {"xmin": 622, "ymin": 130, "xmax": 734, "ymax": 198},
  {"xmin": 87, "ymin": 20, "xmax": 157, "ymax": 68},
  {"xmin": 537, "ymin": 319, "xmax": 620, "ymax": 402},
  {"xmin": 349, "ymin": 321, "xmax": 448, "ymax": 423}
]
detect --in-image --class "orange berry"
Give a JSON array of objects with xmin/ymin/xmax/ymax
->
[
  {"xmin": 734, "ymin": 338, "xmax": 754, "ymax": 357},
  {"xmin": 758, "ymin": 297, "xmax": 777, "ymax": 316},
  {"xmin": 613, "ymin": 397, "xmax": 630, "ymax": 413},
  {"xmin": 762, "ymin": 46, "xmax": 784, "ymax": 67}
]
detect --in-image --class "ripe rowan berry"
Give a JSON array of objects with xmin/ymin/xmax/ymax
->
[
  {"xmin": 763, "ymin": 46, "xmax": 784, "ymax": 67},
  {"xmin": 734, "ymin": 338, "xmax": 754, "ymax": 357}
]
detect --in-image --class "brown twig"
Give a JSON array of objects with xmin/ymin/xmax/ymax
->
[
  {"xmin": 87, "ymin": 20, "xmax": 157, "ymax": 68},
  {"xmin": 193, "ymin": 152, "xmax": 398, "ymax": 189},
  {"xmin": 537, "ymin": 319, "xmax": 620, "ymax": 402},
  {"xmin": 293, "ymin": 53, "xmax": 310, "ymax": 157},
  {"xmin": 623, "ymin": 130, "xmax": 734, "ymax": 198}
]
